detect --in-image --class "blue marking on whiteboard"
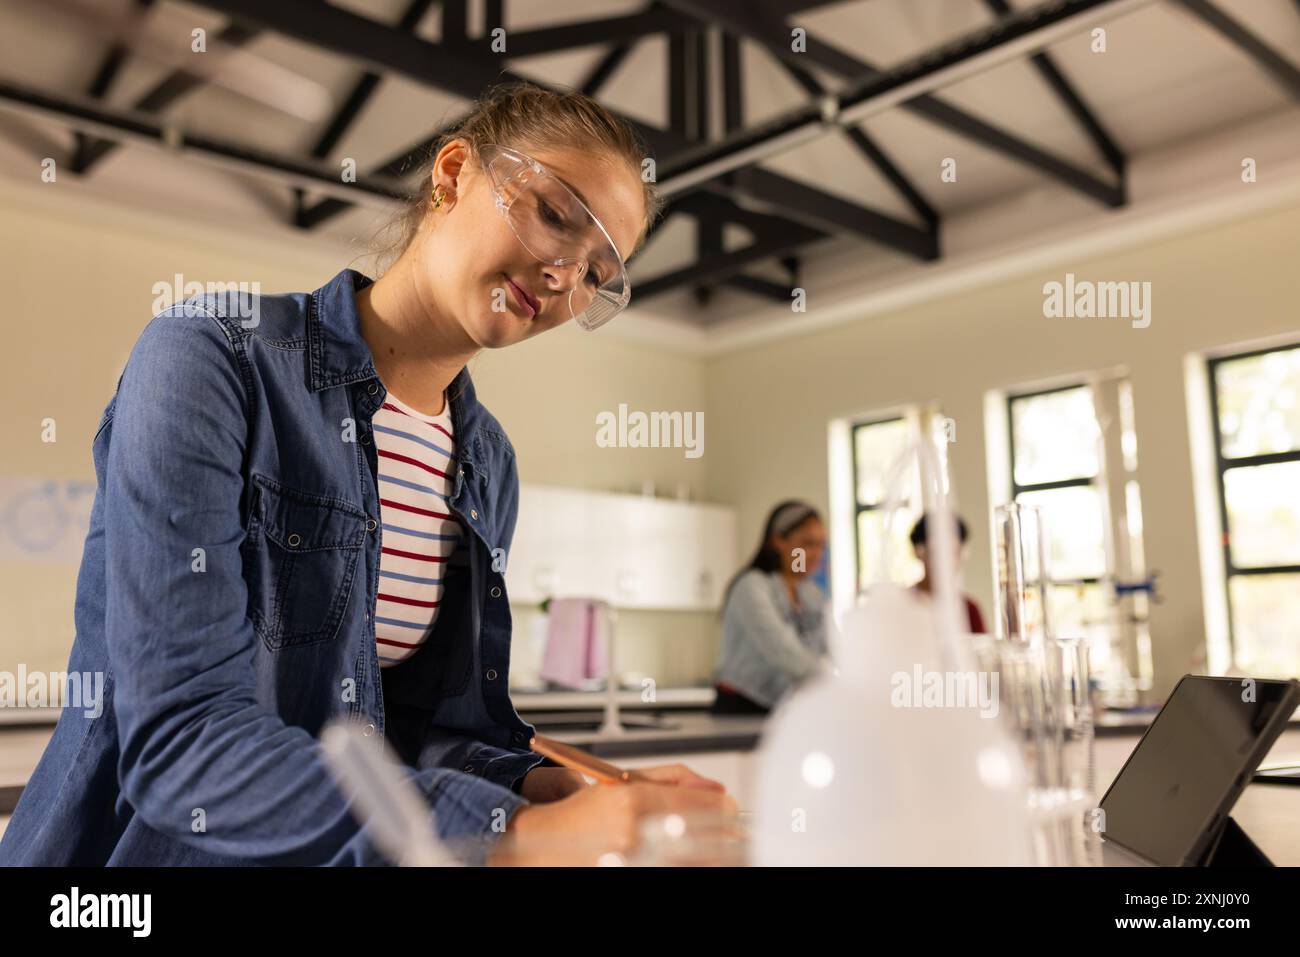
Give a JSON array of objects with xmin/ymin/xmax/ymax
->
[{"xmin": 3, "ymin": 482, "xmax": 67, "ymax": 552}]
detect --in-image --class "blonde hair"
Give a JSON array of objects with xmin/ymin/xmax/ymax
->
[{"xmin": 366, "ymin": 82, "xmax": 664, "ymax": 276}]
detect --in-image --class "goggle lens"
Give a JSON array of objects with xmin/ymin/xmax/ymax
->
[{"xmin": 483, "ymin": 145, "xmax": 630, "ymax": 329}]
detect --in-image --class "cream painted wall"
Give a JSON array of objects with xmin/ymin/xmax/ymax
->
[
  {"xmin": 702, "ymin": 198, "xmax": 1300, "ymax": 699},
  {"xmin": 0, "ymin": 175, "xmax": 716, "ymax": 684}
]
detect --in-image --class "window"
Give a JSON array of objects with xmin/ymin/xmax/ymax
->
[
  {"xmin": 852, "ymin": 416, "xmax": 919, "ymax": 590},
  {"xmin": 1208, "ymin": 343, "xmax": 1300, "ymax": 677},
  {"xmin": 1007, "ymin": 385, "xmax": 1109, "ymax": 641},
  {"xmin": 850, "ymin": 410, "xmax": 950, "ymax": 593},
  {"xmin": 1002, "ymin": 377, "xmax": 1152, "ymax": 703}
]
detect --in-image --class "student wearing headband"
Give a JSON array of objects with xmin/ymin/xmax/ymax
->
[{"xmin": 711, "ymin": 500, "xmax": 831, "ymax": 714}]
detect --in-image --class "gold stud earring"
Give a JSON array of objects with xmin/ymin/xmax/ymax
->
[{"xmin": 431, "ymin": 185, "xmax": 446, "ymax": 209}]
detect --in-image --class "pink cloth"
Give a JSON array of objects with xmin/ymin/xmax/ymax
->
[{"xmin": 539, "ymin": 598, "xmax": 610, "ymax": 689}]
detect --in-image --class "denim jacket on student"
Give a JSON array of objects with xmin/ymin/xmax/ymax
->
[
  {"xmin": 713, "ymin": 569, "xmax": 829, "ymax": 709},
  {"xmin": 0, "ymin": 268, "xmax": 548, "ymax": 866}
]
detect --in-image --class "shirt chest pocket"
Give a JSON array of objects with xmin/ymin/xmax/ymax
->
[{"xmin": 243, "ymin": 475, "xmax": 367, "ymax": 649}]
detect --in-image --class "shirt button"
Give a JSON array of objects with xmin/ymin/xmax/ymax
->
[
  {"xmin": 490, "ymin": 585, "xmax": 502, "ymax": 598},
  {"xmin": 366, "ymin": 519, "xmax": 377, "ymax": 532},
  {"xmin": 367, "ymin": 382, "xmax": 378, "ymax": 395},
  {"xmin": 470, "ymin": 508, "xmax": 478, "ymax": 520},
  {"xmin": 485, "ymin": 668, "xmax": 498, "ymax": 681},
  {"xmin": 362, "ymin": 723, "xmax": 375, "ymax": 737},
  {"xmin": 287, "ymin": 533, "xmax": 301, "ymax": 547},
  {"xmin": 360, "ymin": 432, "xmax": 371, "ymax": 445}
]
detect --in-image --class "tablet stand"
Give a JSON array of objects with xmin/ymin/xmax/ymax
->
[{"xmin": 1196, "ymin": 816, "xmax": 1273, "ymax": 867}]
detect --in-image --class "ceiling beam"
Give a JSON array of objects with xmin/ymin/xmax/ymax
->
[
  {"xmin": 192, "ymin": 0, "xmax": 927, "ymax": 264},
  {"xmin": 1174, "ymin": 0, "xmax": 1300, "ymax": 100},
  {"xmin": 73, "ymin": 20, "xmax": 258, "ymax": 175},
  {"xmin": 982, "ymin": 0, "xmax": 1125, "ymax": 175},
  {"xmin": 669, "ymin": 29, "xmax": 689, "ymax": 137},
  {"xmin": 689, "ymin": 25, "xmax": 713, "ymax": 303},
  {"xmin": 191, "ymin": 0, "xmax": 533, "ymax": 100},
  {"xmin": 721, "ymin": 30, "xmax": 742, "ymax": 133},
  {"xmin": 637, "ymin": 190, "xmax": 825, "ymax": 300},
  {"xmin": 655, "ymin": 46, "xmax": 938, "ymax": 264},
  {"xmin": 657, "ymin": 0, "xmax": 1131, "ymax": 207},
  {"xmin": 722, "ymin": 273, "xmax": 797, "ymax": 301},
  {"xmin": 635, "ymin": 223, "xmax": 825, "ymax": 299},
  {"xmin": 308, "ymin": 0, "xmax": 437, "ymax": 161},
  {"xmin": 581, "ymin": 43, "xmax": 633, "ymax": 96},
  {"xmin": 759, "ymin": 0, "xmax": 858, "ymax": 15},
  {"xmin": 295, "ymin": 126, "xmax": 449, "ymax": 229},
  {"xmin": 714, "ymin": 167, "xmax": 937, "ymax": 259},
  {"xmin": 0, "ymin": 77, "xmax": 411, "ymax": 207},
  {"xmin": 693, "ymin": 25, "xmax": 710, "ymax": 141},
  {"xmin": 771, "ymin": 49, "xmax": 938, "ymax": 228},
  {"xmin": 72, "ymin": 0, "xmax": 157, "ymax": 172},
  {"xmin": 293, "ymin": 0, "xmax": 439, "ymax": 224},
  {"xmin": 495, "ymin": 7, "xmax": 684, "ymax": 58},
  {"xmin": 486, "ymin": 0, "xmax": 503, "ymax": 35},
  {"xmin": 442, "ymin": 0, "xmax": 468, "ymax": 46}
]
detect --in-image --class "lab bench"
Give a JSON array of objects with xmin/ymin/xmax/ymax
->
[{"xmin": 4, "ymin": 712, "xmax": 1299, "ymax": 865}]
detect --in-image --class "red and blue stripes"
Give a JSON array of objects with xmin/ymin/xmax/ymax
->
[{"xmin": 372, "ymin": 394, "xmax": 468, "ymax": 666}]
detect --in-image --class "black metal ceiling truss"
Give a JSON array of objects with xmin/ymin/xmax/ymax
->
[
  {"xmin": 981, "ymin": 0, "xmax": 1125, "ymax": 176},
  {"xmin": 656, "ymin": 0, "xmax": 1129, "ymax": 206},
  {"xmin": 0, "ymin": 76, "xmax": 412, "ymax": 204},
  {"xmin": 773, "ymin": 51, "xmax": 939, "ymax": 229},
  {"xmin": 1174, "ymin": 0, "xmax": 1300, "ymax": 100},
  {"xmin": 6, "ymin": 0, "xmax": 1297, "ymax": 312},
  {"xmin": 70, "ymin": 0, "xmax": 156, "ymax": 173},
  {"xmin": 291, "ymin": 0, "xmax": 439, "ymax": 227},
  {"xmin": 184, "ymin": 0, "xmax": 928, "ymax": 280}
]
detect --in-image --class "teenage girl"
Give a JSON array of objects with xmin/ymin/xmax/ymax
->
[{"xmin": 0, "ymin": 83, "xmax": 732, "ymax": 867}]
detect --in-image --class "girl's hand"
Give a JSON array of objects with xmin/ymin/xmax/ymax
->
[
  {"xmin": 496, "ymin": 780, "xmax": 739, "ymax": 864},
  {"xmin": 518, "ymin": 761, "xmax": 725, "ymax": 802},
  {"xmin": 630, "ymin": 763, "xmax": 727, "ymax": 791},
  {"xmin": 518, "ymin": 766, "xmax": 589, "ymax": 803}
]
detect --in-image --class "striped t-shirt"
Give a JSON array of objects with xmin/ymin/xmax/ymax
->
[{"xmin": 372, "ymin": 389, "xmax": 469, "ymax": 667}]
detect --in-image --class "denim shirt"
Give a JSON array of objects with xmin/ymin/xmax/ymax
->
[
  {"xmin": 0, "ymin": 268, "xmax": 548, "ymax": 866},
  {"xmin": 714, "ymin": 569, "xmax": 829, "ymax": 709}
]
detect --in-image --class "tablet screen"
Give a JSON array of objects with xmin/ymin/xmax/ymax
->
[{"xmin": 1099, "ymin": 676, "xmax": 1296, "ymax": 865}]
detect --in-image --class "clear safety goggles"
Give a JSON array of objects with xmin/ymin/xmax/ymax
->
[{"xmin": 478, "ymin": 142, "xmax": 629, "ymax": 331}]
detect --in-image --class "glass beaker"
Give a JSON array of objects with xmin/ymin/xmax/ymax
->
[
  {"xmin": 1053, "ymin": 635, "xmax": 1100, "ymax": 865},
  {"xmin": 993, "ymin": 502, "xmax": 1051, "ymax": 647},
  {"xmin": 970, "ymin": 633, "xmax": 1097, "ymax": 865}
]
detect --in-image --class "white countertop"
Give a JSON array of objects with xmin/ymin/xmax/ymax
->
[{"xmin": 511, "ymin": 686, "xmax": 715, "ymax": 710}]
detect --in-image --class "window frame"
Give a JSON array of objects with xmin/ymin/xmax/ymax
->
[
  {"xmin": 1206, "ymin": 342, "xmax": 1300, "ymax": 662},
  {"xmin": 1006, "ymin": 383, "xmax": 1102, "ymax": 591},
  {"xmin": 849, "ymin": 414, "xmax": 909, "ymax": 591}
]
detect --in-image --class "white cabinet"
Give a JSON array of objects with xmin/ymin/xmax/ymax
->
[
  {"xmin": 506, "ymin": 484, "xmax": 736, "ymax": 611},
  {"xmin": 508, "ymin": 485, "xmax": 594, "ymax": 600}
]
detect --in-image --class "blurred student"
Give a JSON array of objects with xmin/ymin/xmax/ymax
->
[
  {"xmin": 712, "ymin": 501, "xmax": 830, "ymax": 715},
  {"xmin": 909, "ymin": 513, "xmax": 988, "ymax": 634}
]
